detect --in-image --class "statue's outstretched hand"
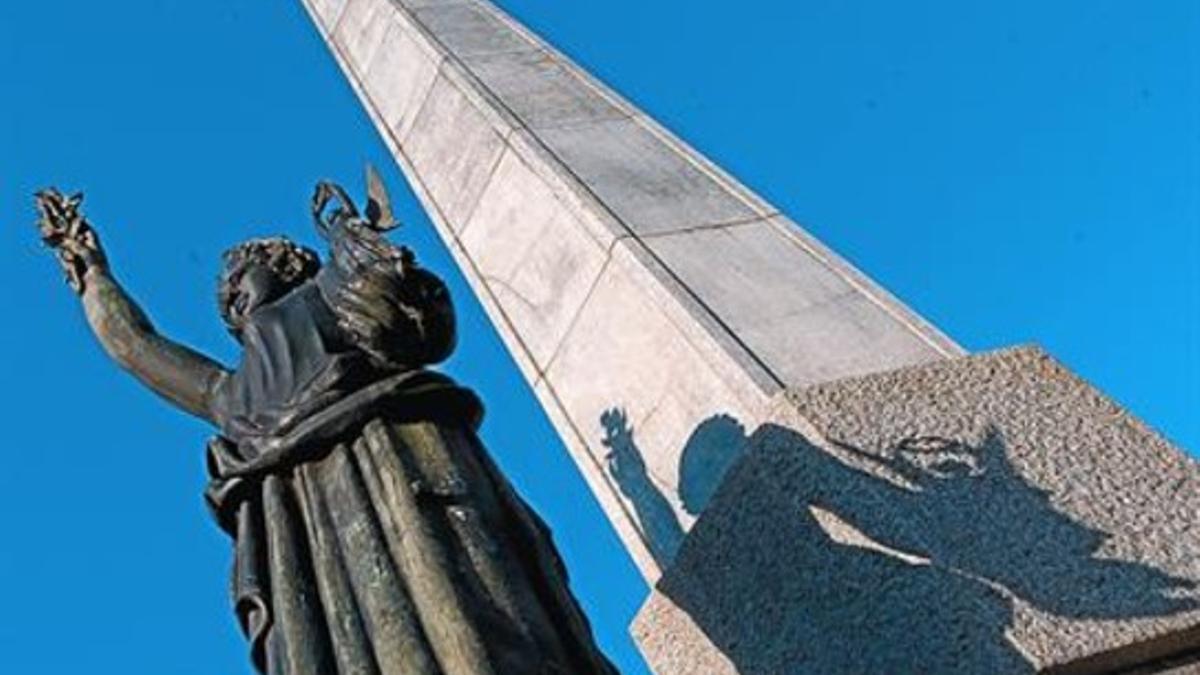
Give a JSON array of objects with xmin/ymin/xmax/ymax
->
[{"xmin": 35, "ymin": 188, "xmax": 108, "ymax": 293}]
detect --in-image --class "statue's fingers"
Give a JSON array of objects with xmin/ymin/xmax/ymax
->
[
  {"xmin": 338, "ymin": 314, "xmax": 385, "ymax": 348},
  {"xmin": 342, "ymin": 276, "xmax": 402, "ymax": 311},
  {"xmin": 350, "ymin": 275, "xmax": 402, "ymax": 305},
  {"xmin": 367, "ymin": 273, "xmax": 411, "ymax": 308},
  {"xmin": 42, "ymin": 197, "xmax": 67, "ymax": 225},
  {"xmin": 338, "ymin": 309, "xmax": 379, "ymax": 335},
  {"xmin": 334, "ymin": 298, "xmax": 372, "ymax": 330},
  {"xmin": 336, "ymin": 290, "xmax": 397, "ymax": 334},
  {"xmin": 35, "ymin": 207, "xmax": 64, "ymax": 234},
  {"xmin": 57, "ymin": 238, "xmax": 90, "ymax": 261},
  {"xmin": 340, "ymin": 290, "xmax": 401, "ymax": 331},
  {"xmin": 334, "ymin": 298, "xmax": 373, "ymax": 329},
  {"xmin": 37, "ymin": 221, "xmax": 61, "ymax": 244},
  {"xmin": 81, "ymin": 229, "xmax": 100, "ymax": 249},
  {"xmin": 337, "ymin": 284, "xmax": 380, "ymax": 314},
  {"xmin": 57, "ymin": 248, "xmax": 79, "ymax": 268}
]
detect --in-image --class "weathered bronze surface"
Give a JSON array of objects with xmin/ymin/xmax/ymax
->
[{"xmin": 35, "ymin": 171, "xmax": 618, "ymax": 675}]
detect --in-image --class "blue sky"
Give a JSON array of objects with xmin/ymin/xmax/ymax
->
[{"xmin": 1, "ymin": 1, "xmax": 1195, "ymax": 673}]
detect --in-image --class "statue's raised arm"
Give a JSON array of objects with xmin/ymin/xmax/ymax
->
[
  {"xmin": 35, "ymin": 175, "xmax": 617, "ymax": 675},
  {"xmin": 35, "ymin": 189, "xmax": 228, "ymax": 422}
]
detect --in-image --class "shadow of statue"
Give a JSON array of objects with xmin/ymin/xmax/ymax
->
[
  {"xmin": 678, "ymin": 414, "xmax": 749, "ymax": 517},
  {"xmin": 601, "ymin": 408, "xmax": 686, "ymax": 567},
  {"xmin": 822, "ymin": 430, "xmax": 1198, "ymax": 621},
  {"xmin": 601, "ymin": 410, "xmax": 754, "ymax": 567},
  {"xmin": 654, "ymin": 419, "xmax": 1200, "ymax": 674}
]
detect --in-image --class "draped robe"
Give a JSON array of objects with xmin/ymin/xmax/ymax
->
[{"xmin": 203, "ymin": 273, "xmax": 617, "ymax": 675}]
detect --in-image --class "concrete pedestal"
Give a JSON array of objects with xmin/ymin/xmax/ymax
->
[{"xmin": 634, "ymin": 347, "xmax": 1200, "ymax": 673}]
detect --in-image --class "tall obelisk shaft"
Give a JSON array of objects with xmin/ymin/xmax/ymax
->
[{"xmin": 298, "ymin": 0, "xmax": 960, "ymax": 580}]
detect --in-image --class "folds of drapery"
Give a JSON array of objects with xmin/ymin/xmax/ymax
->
[{"xmin": 204, "ymin": 377, "xmax": 617, "ymax": 675}]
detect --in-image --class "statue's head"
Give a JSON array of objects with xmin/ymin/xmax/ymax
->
[{"xmin": 218, "ymin": 237, "xmax": 320, "ymax": 339}]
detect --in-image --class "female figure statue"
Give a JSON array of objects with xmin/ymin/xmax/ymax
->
[{"xmin": 35, "ymin": 172, "xmax": 617, "ymax": 675}]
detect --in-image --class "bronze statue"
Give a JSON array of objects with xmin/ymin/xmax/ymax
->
[{"xmin": 35, "ymin": 170, "xmax": 618, "ymax": 675}]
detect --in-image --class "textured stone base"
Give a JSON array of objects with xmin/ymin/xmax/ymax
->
[{"xmin": 635, "ymin": 346, "xmax": 1200, "ymax": 673}]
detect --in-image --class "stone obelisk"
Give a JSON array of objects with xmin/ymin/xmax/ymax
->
[{"xmin": 297, "ymin": 1, "xmax": 1200, "ymax": 672}]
